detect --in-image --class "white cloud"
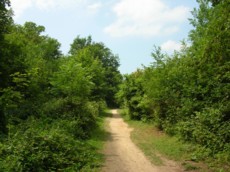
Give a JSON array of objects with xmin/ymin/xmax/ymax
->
[
  {"xmin": 104, "ymin": 0, "xmax": 189, "ymax": 37},
  {"xmin": 161, "ymin": 40, "xmax": 182, "ymax": 52},
  {"xmin": 11, "ymin": 0, "xmax": 86, "ymax": 19},
  {"xmin": 87, "ymin": 2, "xmax": 102, "ymax": 11},
  {"xmin": 34, "ymin": 0, "xmax": 56, "ymax": 10},
  {"xmin": 11, "ymin": 0, "xmax": 33, "ymax": 19},
  {"xmin": 34, "ymin": 0, "xmax": 85, "ymax": 10}
]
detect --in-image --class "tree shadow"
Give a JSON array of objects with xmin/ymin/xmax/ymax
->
[{"xmin": 100, "ymin": 110, "xmax": 113, "ymax": 118}]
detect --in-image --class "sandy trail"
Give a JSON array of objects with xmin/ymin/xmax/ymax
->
[{"xmin": 102, "ymin": 109, "xmax": 183, "ymax": 172}]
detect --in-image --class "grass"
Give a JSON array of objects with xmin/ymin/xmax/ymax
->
[
  {"xmin": 118, "ymin": 109, "xmax": 214, "ymax": 172},
  {"xmin": 128, "ymin": 120, "xmax": 194, "ymax": 163},
  {"xmin": 86, "ymin": 110, "xmax": 111, "ymax": 171}
]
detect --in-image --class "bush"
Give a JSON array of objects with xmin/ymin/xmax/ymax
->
[
  {"xmin": 177, "ymin": 107, "xmax": 230, "ymax": 155},
  {"xmin": 0, "ymin": 117, "xmax": 102, "ymax": 172}
]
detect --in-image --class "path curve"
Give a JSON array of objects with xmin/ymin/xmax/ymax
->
[{"xmin": 102, "ymin": 109, "xmax": 183, "ymax": 172}]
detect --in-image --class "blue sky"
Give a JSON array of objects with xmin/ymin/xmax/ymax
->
[{"xmin": 10, "ymin": 0, "xmax": 198, "ymax": 74}]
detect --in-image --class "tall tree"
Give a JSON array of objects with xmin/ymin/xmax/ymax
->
[
  {"xmin": 69, "ymin": 35, "xmax": 92, "ymax": 55},
  {"xmin": 69, "ymin": 36, "xmax": 122, "ymax": 107},
  {"xmin": 0, "ymin": 0, "xmax": 11, "ymax": 39},
  {"xmin": 0, "ymin": 0, "xmax": 12, "ymax": 134}
]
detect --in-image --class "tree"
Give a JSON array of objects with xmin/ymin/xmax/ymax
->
[
  {"xmin": 0, "ymin": 21, "xmax": 63, "ymax": 130},
  {"xmin": 73, "ymin": 46, "xmax": 106, "ymax": 101},
  {"xmin": 208, "ymin": 0, "xmax": 222, "ymax": 6},
  {"xmin": 0, "ymin": 0, "xmax": 12, "ymax": 134},
  {"xmin": 69, "ymin": 36, "xmax": 122, "ymax": 107},
  {"xmin": 88, "ymin": 43, "xmax": 122, "ymax": 107},
  {"xmin": 69, "ymin": 35, "xmax": 92, "ymax": 55},
  {"xmin": 0, "ymin": 0, "xmax": 11, "ymax": 39},
  {"xmin": 117, "ymin": 70, "xmax": 150, "ymax": 120},
  {"xmin": 118, "ymin": 0, "xmax": 230, "ymax": 154}
]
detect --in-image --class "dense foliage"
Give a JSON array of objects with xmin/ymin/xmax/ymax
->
[
  {"xmin": 0, "ymin": 0, "xmax": 12, "ymax": 134},
  {"xmin": 0, "ymin": 1, "xmax": 121, "ymax": 170},
  {"xmin": 117, "ymin": 0, "xmax": 230, "ymax": 161},
  {"xmin": 69, "ymin": 36, "xmax": 122, "ymax": 107}
]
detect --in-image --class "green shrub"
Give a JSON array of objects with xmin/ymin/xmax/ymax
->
[
  {"xmin": 0, "ymin": 118, "xmax": 101, "ymax": 172},
  {"xmin": 177, "ymin": 107, "xmax": 230, "ymax": 155}
]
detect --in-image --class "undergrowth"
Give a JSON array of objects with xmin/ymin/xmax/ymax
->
[
  {"xmin": 0, "ymin": 115, "xmax": 107, "ymax": 172},
  {"xmin": 119, "ymin": 109, "xmax": 230, "ymax": 172}
]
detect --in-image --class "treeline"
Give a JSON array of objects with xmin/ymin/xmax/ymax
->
[
  {"xmin": 117, "ymin": 0, "xmax": 229, "ymax": 161},
  {"xmin": 0, "ymin": 0, "xmax": 121, "ymax": 171}
]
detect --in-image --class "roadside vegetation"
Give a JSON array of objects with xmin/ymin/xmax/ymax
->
[
  {"xmin": 0, "ymin": 1, "xmax": 121, "ymax": 171},
  {"xmin": 1, "ymin": 0, "xmax": 229, "ymax": 171},
  {"xmin": 117, "ymin": 1, "xmax": 229, "ymax": 171},
  {"xmin": 120, "ymin": 109, "xmax": 227, "ymax": 171}
]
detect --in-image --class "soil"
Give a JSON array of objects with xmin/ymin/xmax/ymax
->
[{"xmin": 102, "ymin": 109, "xmax": 184, "ymax": 172}]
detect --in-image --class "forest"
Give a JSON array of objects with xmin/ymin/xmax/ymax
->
[
  {"xmin": 117, "ymin": 0, "xmax": 229, "ymax": 167},
  {"xmin": 0, "ymin": 0, "xmax": 229, "ymax": 171},
  {"xmin": 0, "ymin": 0, "xmax": 122, "ymax": 170}
]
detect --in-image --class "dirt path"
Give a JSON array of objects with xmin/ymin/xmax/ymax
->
[{"xmin": 102, "ymin": 109, "xmax": 183, "ymax": 172}]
